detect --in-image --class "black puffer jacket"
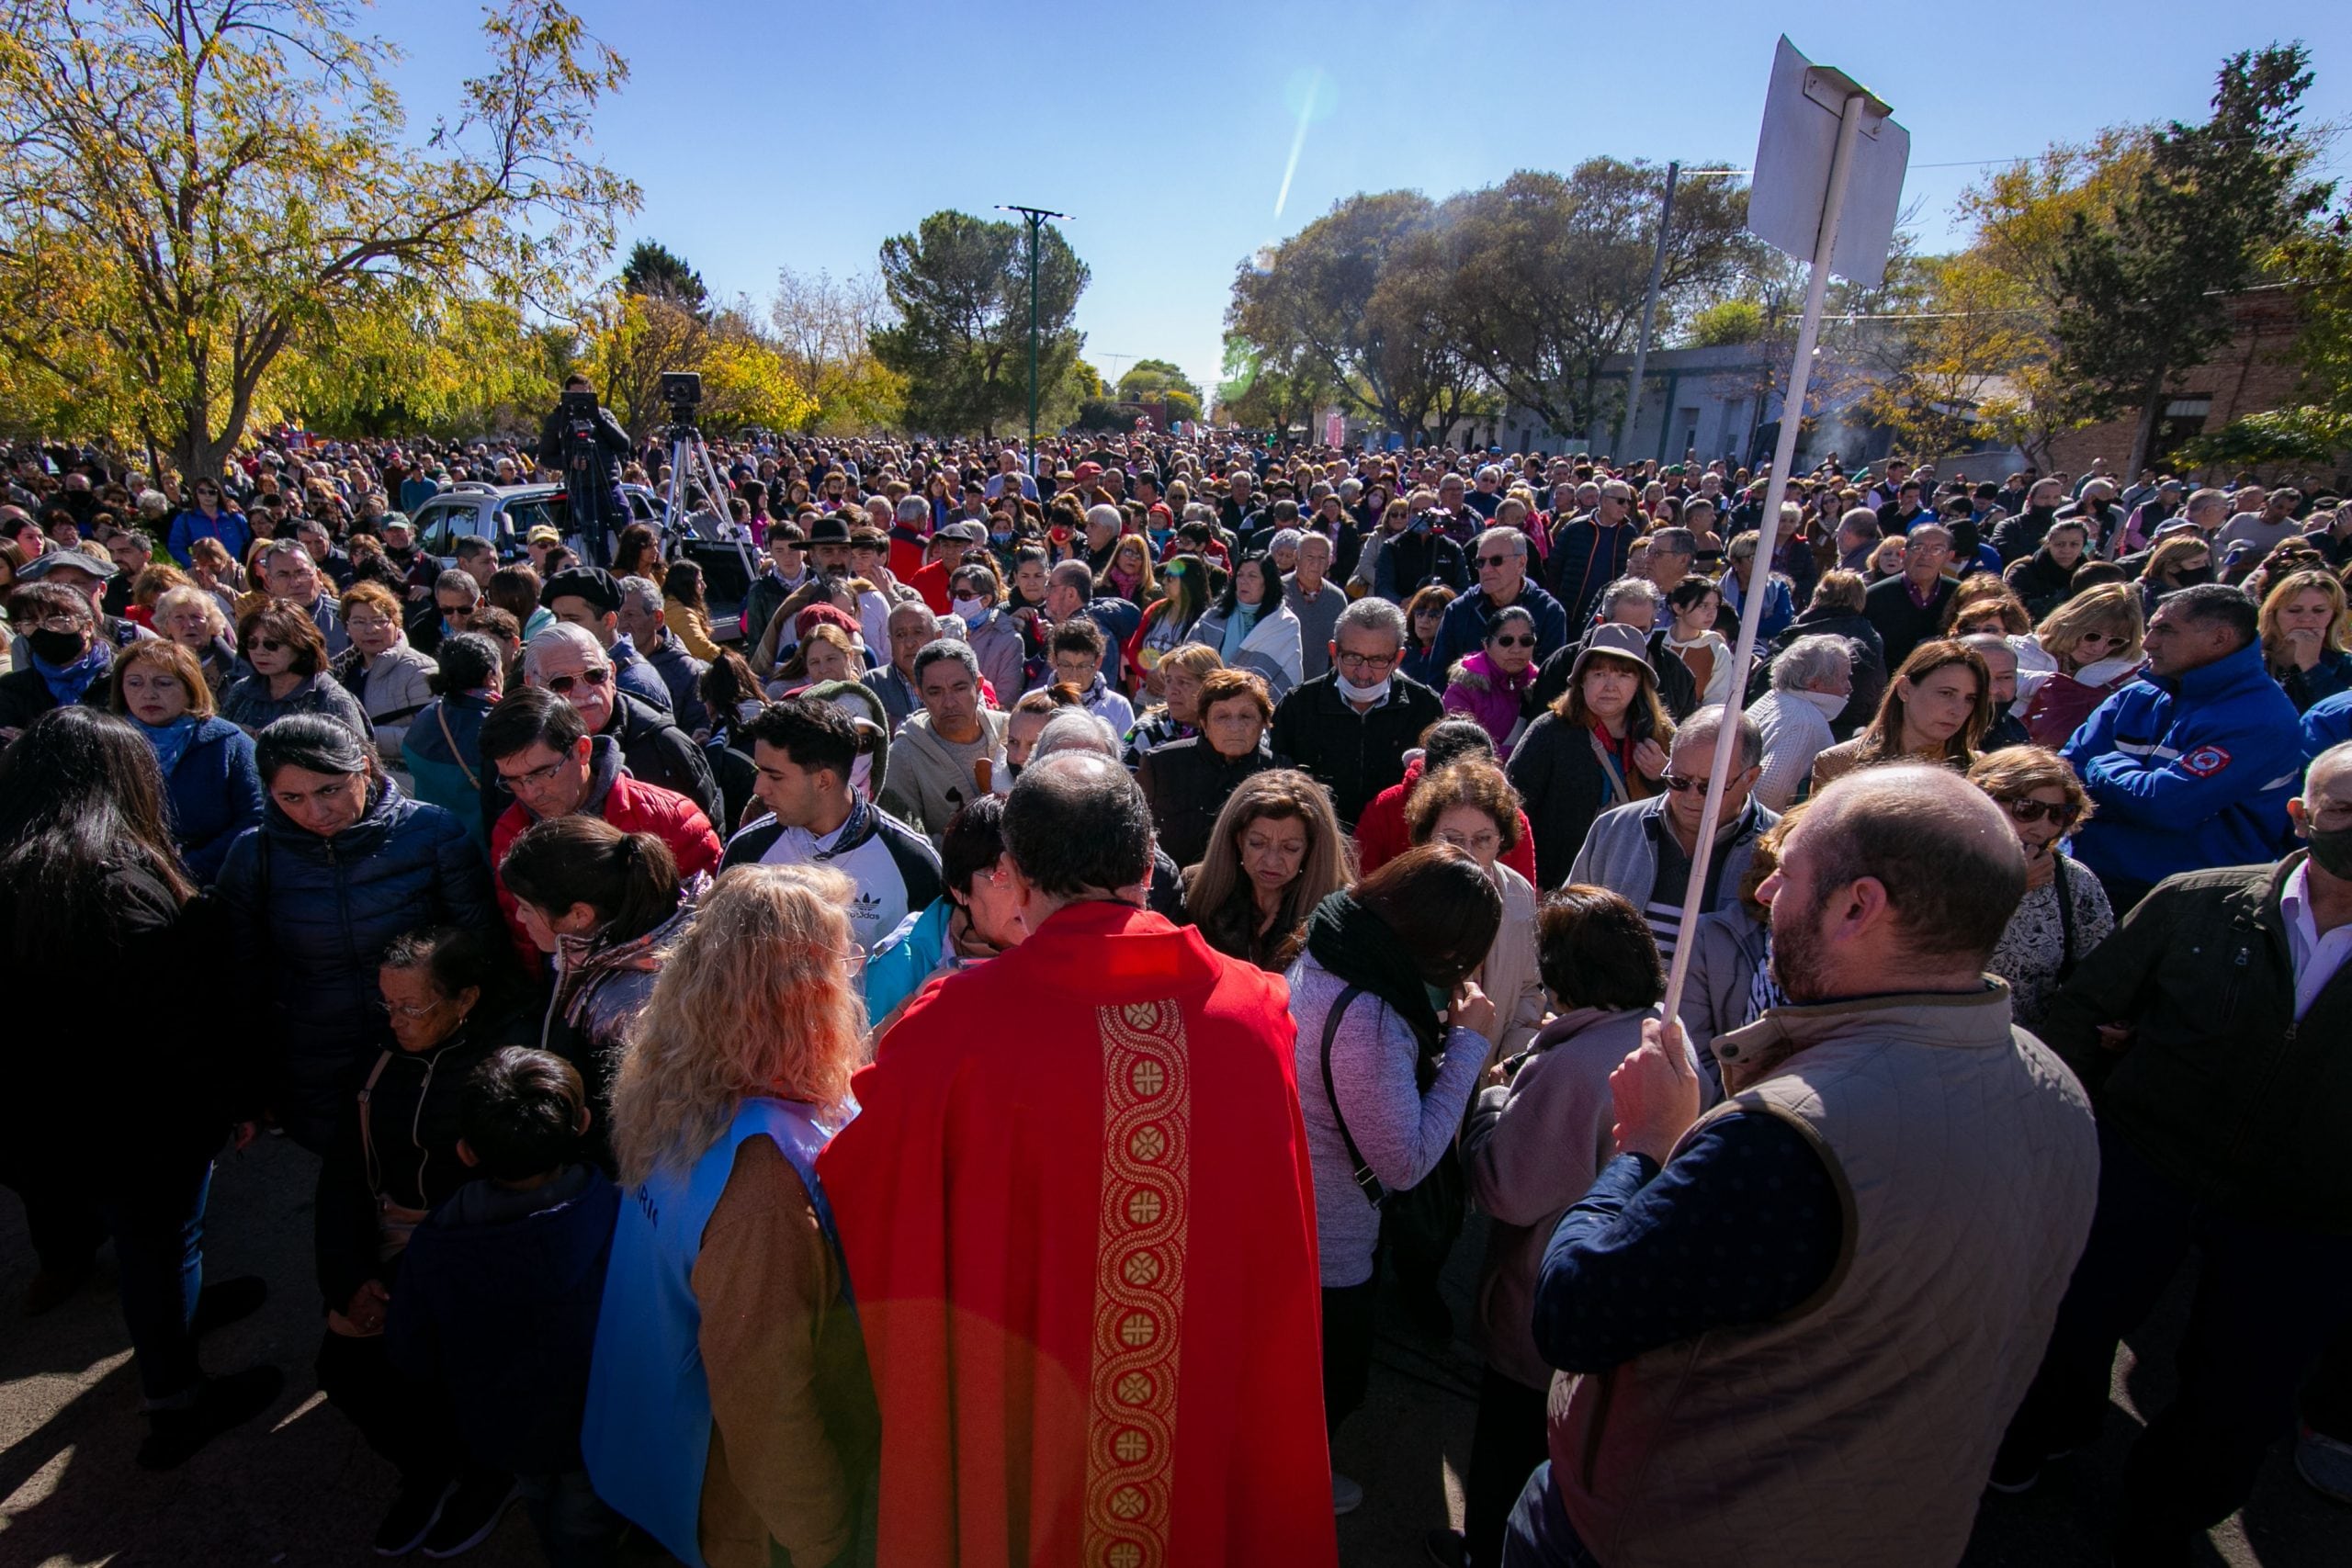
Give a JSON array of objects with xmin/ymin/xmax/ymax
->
[
  {"xmin": 215, "ymin": 782, "xmax": 497, "ymax": 1150},
  {"xmin": 1137, "ymin": 738, "xmax": 1282, "ymax": 870}
]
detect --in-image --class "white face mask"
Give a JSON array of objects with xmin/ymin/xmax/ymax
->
[
  {"xmin": 951, "ymin": 595, "xmax": 986, "ymax": 623},
  {"xmin": 1795, "ymin": 688, "xmax": 1849, "ymax": 718},
  {"xmin": 1334, "ymin": 671, "xmax": 1391, "ymax": 704}
]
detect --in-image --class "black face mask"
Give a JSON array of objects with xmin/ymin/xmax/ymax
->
[
  {"xmin": 2172, "ymin": 566, "xmax": 2215, "ymax": 587},
  {"xmin": 28, "ymin": 628, "xmax": 89, "ymax": 665},
  {"xmin": 2305, "ymin": 822, "xmax": 2352, "ymax": 880}
]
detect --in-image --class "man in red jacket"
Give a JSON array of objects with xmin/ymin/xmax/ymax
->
[
  {"xmin": 820, "ymin": 751, "xmax": 1336, "ymax": 1567},
  {"xmin": 478, "ymin": 687, "xmax": 720, "ymax": 967}
]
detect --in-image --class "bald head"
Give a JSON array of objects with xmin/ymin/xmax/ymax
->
[
  {"xmin": 1781, "ymin": 764, "xmax": 2026, "ymax": 981},
  {"xmin": 1004, "ymin": 750, "xmax": 1154, "ymax": 899}
]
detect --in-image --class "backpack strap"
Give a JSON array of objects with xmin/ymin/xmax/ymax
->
[{"xmin": 1317, "ymin": 985, "xmax": 1386, "ymax": 1206}]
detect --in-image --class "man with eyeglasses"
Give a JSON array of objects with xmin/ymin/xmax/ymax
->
[
  {"xmin": 1996, "ymin": 741, "xmax": 2352, "ymax": 1554},
  {"xmin": 479, "ymin": 686, "xmax": 719, "ymax": 968},
  {"xmin": 1545, "ymin": 479, "xmax": 1634, "ymax": 629},
  {"xmin": 514, "ymin": 622, "xmax": 720, "ymax": 828},
  {"xmin": 1861, "ymin": 522, "xmax": 1958, "ymax": 671},
  {"xmin": 1430, "ymin": 526, "xmax": 1568, "ymax": 676},
  {"xmin": 537, "ymin": 564, "xmax": 673, "ymax": 715},
  {"xmin": 1567, "ymin": 704, "xmax": 1775, "ymax": 967},
  {"xmin": 1269, "ymin": 596, "xmax": 1442, "ymax": 829}
]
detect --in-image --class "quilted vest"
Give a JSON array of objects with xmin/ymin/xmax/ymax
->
[{"xmin": 1546, "ymin": 984, "xmax": 2098, "ymax": 1568}]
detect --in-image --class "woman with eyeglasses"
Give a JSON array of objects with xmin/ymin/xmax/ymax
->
[
  {"xmin": 1967, "ymin": 747, "xmax": 2113, "ymax": 1032},
  {"xmin": 1441, "ymin": 604, "xmax": 1541, "ymax": 750},
  {"xmin": 214, "ymin": 716, "xmax": 497, "ymax": 1152},
  {"xmin": 2011, "ymin": 584, "xmax": 2147, "ymax": 749},
  {"xmin": 313, "ymin": 925, "xmax": 521, "ymax": 1555},
  {"xmin": 333, "ymin": 581, "xmax": 438, "ymax": 768},
  {"xmin": 220, "ymin": 599, "xmax": 371, "ymax": 740},
  {"xmin": 1404, "ymin": 759, "xmax": 1544, "ymax": 1061},
  {"xmin": 166, "ymin": 477, "xmax": 253, "ymax": 569},
  {"xmin": 501, "ymin": 814, "xmax": 688, "ymax": 1170},
  {"xmin": 1183, "ymin": 766, "xmax": 1352, "ymax": 972},
  {"xmin": 2136, "ymin": 534, "xmax": 2215, "ymax": 618},
  {"xmin": 108, "ymin": 638, "xmax": 263, "ymax": 885}
]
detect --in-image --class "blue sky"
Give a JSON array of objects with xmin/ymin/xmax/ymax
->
[{"xmin": 383, "ymin": 1, "xmax": 2350, "ymax": 403}]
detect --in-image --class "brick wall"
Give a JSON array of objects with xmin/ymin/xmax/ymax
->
[{"xmin": 2045, "ymin": 289, "xmax": 2347, "ymax": 492}]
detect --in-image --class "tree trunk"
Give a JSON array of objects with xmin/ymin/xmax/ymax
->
[{"xmin": 2125, "ymin": 383, "xmax": 2165, "ymax": 478}]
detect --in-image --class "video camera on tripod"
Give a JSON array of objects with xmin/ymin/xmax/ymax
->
[{"xmin": 659, "ymin": 370, "xmax": 702, "ymax": 433}]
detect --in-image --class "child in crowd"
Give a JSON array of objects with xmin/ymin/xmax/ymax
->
[{"xmin": 389, "ymin": 1048, "xmax": 624, "ymax": 1567}]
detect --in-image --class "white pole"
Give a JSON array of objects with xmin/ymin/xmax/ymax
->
[
  {"xmin": 1617, "ymin": 161, "xmax": 1679, "ymax": 463},
  {"xmin": 1658, "ymin": 90, "xmax": 1869, "ymax": 1032}
]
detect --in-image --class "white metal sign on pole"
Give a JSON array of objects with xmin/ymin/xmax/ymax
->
[{"xmin": 1657, "ymin": 37, "xmax": 1909, "ymax": 1034}]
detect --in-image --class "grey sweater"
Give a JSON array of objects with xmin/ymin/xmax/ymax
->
[{"xmin": 1287, "ymin": 952, "xmax": 1487, "ymax": 1288}]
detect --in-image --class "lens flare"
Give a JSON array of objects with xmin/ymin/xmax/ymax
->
[{"xmin": 1272, "ymin": 67, "xmax": 1337, "ymax": 220}]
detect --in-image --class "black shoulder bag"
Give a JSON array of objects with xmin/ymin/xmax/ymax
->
[{"xmin": 1317, "ymin": 985, "xmax": 1466, "ymax": 1269}]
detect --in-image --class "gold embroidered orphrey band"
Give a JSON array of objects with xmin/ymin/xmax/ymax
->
[{"xmin": 1082, "ymin": 998, "xmax": 1193, "ymax": 1568}]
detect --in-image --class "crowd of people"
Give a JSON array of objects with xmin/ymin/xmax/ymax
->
[{"xmin": 2, "ymin": 421, "xmax": 2349, "ymax": 1568}]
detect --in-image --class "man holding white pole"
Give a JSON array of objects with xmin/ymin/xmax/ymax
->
[{"xmin": 1493, "ymin": 41, "xmax": 2100, "ymax": 1568}]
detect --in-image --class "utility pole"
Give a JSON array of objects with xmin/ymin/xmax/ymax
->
[
  {"xmin": 996, "ymin": 205, "xmax": 1069, "ymax": 479},
  {"xmin": 1617, "ymin": 160, "xmax": 1679, "ymax": 462}
]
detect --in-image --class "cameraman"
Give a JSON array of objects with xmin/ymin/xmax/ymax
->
[{"xmin": 536, "ymin": 374, "xmax": 630, "ymax": 567}]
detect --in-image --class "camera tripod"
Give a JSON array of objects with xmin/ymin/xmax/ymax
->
[{"xmin": 659, "ymin": 420, "xmax": 735, "ymax": 540}]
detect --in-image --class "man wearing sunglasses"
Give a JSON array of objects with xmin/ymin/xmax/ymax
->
[
  {"xmin": 1566, "ymin": 704, "xmax": 1775, "ymax": 967},
  {"xmin": 537, "ymin": 564, "xmax": 673, "ymax": 716},
  {"xmin": 512, "ymin": 623, "xmax": 721, "ymax": 830},
  {"xmin": 1428, "ymin": 526, "xmax": 1568, "ymax": 676}
]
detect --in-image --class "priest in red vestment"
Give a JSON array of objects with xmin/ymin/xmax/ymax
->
[{"xmin": 819, "ymin": 750, "xmax": 1337, "ymax": 1568}]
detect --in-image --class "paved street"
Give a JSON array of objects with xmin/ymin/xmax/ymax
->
[{"xmin": 2, "ymin": 1135, "xmax": 2343, "ymax": 1566}]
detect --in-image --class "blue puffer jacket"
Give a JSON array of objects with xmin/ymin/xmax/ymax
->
[
  {"xmin": 401, "ymin": 692, "xmax": 494, "ymax": 851},
  {"xmin": 214, "ymin": 779, "xmax": 497, "ymax": 1150},
  {"xmin": 160, "ymin": 716, "xmax": 265, "ymax": 885},
  {"xmin": 2061, "ymin": 640, "xmax": 2307, "ymax": 889}
]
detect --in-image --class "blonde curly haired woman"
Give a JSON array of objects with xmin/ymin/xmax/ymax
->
[{"xmin": 584, "ymin": 864, "xmax": 877, "ymax": 1568}]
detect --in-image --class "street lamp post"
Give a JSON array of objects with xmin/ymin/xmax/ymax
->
[{"xmin": 996, "ymin": 204, "xmax": 1069, "ymax": 479}]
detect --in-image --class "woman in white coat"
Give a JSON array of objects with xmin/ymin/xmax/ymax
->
[{"xmin": 1187, "ymin": 554, "xmax": 1303, "ymax": 701}]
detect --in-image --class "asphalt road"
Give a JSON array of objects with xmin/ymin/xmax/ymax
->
[{"xmin": 2, "ymin": 1136, "xmax": 2344, "ymax": 1566}]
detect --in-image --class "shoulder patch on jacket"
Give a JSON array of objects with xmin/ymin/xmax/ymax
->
[{"xmin": 2178, "ymin": 743, "xmax": 2232, "ymax": 777}]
